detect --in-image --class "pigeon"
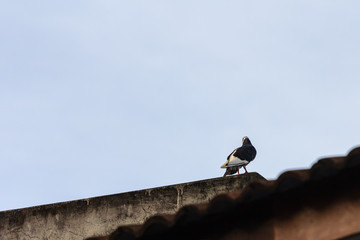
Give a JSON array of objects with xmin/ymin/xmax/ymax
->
[{"xmin": 221, "ymin": 136, "xmax": 257, "ymax": 177}]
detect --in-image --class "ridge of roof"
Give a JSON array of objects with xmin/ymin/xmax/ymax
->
[{"xmin": 88, "ymin": 146, "xmax": 360, "ymax": 240}]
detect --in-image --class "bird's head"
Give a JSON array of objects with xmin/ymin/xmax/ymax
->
[{"xmin": 242, "ymin": 136, "xmax": 251, "ymax": 145}]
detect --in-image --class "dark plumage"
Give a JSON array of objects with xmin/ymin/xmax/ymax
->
[{"xmin": 221, "ymin": 136, "xmax": 257, "ymax": 177}]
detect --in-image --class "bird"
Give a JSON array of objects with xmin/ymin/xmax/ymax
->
[{"xmin": 221, "ymin": 136, "xmax": 257, "ymax": 177}]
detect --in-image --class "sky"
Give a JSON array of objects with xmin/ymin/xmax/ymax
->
[{"xmin": 1, "ymin": 1, "xmax": 359, "ymax": 211}]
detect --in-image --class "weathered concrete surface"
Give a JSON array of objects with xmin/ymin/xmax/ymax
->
[{"xmin": 0, "ymin": 173, "xmax": 265, "ymax": 240}]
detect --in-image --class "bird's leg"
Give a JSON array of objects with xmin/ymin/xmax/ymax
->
[
  {"xmin": 237, "ymin": 169, "xmax": 239, "ymax": 174},
  {"xmin": 244, "ymin": 166, "xmax": 248, "ymax": 174}
]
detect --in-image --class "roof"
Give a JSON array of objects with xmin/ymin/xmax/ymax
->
[{"xmin": 87, "ymin": 146, "xmax": 360, "ymax": 240}]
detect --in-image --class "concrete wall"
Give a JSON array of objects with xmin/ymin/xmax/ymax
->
[{"xmin": 0, "ymin": 173, "xmax": 264, "ymax": 240}]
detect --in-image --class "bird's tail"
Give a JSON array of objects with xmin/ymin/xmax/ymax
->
[
  {"xmin": 223, "ymin": 166, "xmax": 239, "ymax": 177},
  {"xmin": 223, "ymin": 168, "xmax": 231, "ymax": 177}
]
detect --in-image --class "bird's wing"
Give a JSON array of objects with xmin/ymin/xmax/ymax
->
[
  {"xmin": 227, "ymin": 148, "xmax": 238, "ymax": 160},
  {"xmin": 220, "ymin": 160, "xmax": 230, "ymax": 168},
  {"xmin": 223, "ymin": 144, "xmax": 256, "ymax": 169},
  {"xmin": 226, "ymin": 158, "xmax": 249, "ymax": 167},
  {"xmin": 223, "ymin": 147, "xmax": 246, "ymax": 168},
  {"xmin": 233, "ymin": 145, "xmax": 256, "ymax": 160},
  {"xmin": 221, "ymin": 157, "xmax": 249, "ymax": 168}
]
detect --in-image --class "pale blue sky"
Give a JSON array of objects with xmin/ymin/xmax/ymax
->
[{"xmin": 1, "ymin": 1, "xmax": 359, "ymax": 211}]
